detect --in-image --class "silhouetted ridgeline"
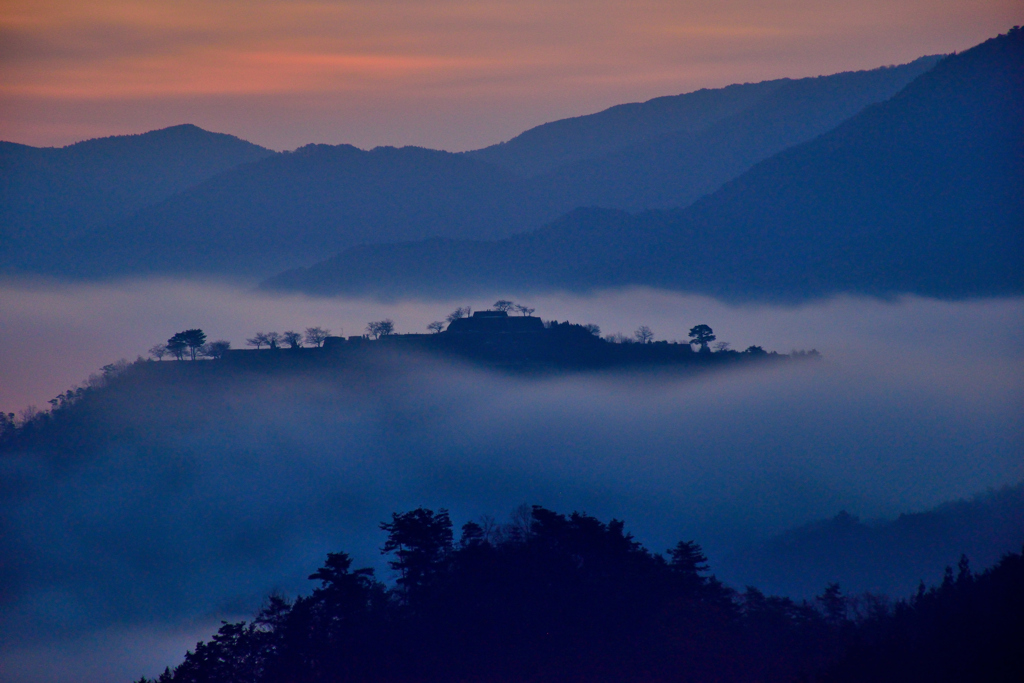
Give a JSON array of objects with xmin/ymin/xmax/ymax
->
[
  {"xmin": 221, "ymin": 313, "xmax": 796, "ymax": 373},
  {"xmin": 134, "ymin": 505, "xmax": 1024, "ymax": 683},
  {"xmin": 266, "ymin": 28, "xmax": 1023, "ymax": 300},
  {"xmin": 2, "ymin": 56, "xmax": 937, "ymax": 279}
]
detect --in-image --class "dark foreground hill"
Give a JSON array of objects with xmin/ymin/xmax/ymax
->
[
  {"xmin": 139, "ymin": 504, "xmax": 1023, "ymax": 683},
  {"xmin": 267, "ymin": 29, "xmax": 1023, "ymax": 300},
  {"xmin": 4, "ymin": 58, "xmax": 936, "ymax": 279},
  {"xmin": 0, "ymin": 125, "xmax": 274, "ymax": 272}
]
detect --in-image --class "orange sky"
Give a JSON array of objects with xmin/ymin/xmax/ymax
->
[{"xmin": 0, "ymin": 0, "xmax": 1019, "ymax": 151}]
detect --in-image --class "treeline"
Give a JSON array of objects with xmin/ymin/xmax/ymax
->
[{"xmin": 137, "ymin": 506, "xmax": 1022, "ymax": 683}]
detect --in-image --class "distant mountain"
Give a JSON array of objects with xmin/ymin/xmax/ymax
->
[
  {"xmin": 466, "ymin": 80, "xmax": 786, "ymax": 176},
  {"xmin": 3, "ymin": 58, "xmax": 938, "ymax": 279},
  {"xmin": 541, "ymin": 57, "xmax": 942, "ymax": 211},
  {"xmin": 0, "ymin": 124, "xmax": 274, "ymax": 271},
  {"xmin": 61, "ymin": 144, "xmax": 562, "ymax": 277},
  {"xmin": 474, "ymin": 56, "xmax": 941, "ymax": 211},
  {"xmin": 718, "ymin": 482, "xmax": 1024, "ymax": 599},
  {"xmin": 267, "ymin": 29, "xmax": 1023, "ymax": 300}
]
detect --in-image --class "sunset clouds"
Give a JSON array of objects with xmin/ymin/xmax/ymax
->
[{"xmin": 0, "ymin": 0, "xmax": 1018, "ymax": 150}]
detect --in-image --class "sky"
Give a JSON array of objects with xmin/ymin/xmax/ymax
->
[{"xmin": 1, "ymin": 0, "xmax": 1019, "ymax": 151}]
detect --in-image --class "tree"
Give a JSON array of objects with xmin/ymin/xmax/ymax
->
[
  {"xmin": 202, "ymin": 340, "xmax": 231, "ymax": 358},
  {"xmin": 669, "ymin": 540, "xmax": 710, "ymax": 590},
  {"xmin": 265, "ymin": 332, "xmax": 281, "ymax": 350},
  {"xmin": 380, "ymin": 508, "xmax": 453, "ymax": 598},
  {"xmin": 366, "ymin": 320, "xmax": 395, "ymax": 339},
  {"xmin": 304, "ymin": 327, "xmax": 331, "ymax": 348},
  {"xmin": 688, "ymin": 324, "xmax": 716, "ymax": 352},
  {"xmin": 168, "ymin": 330, "xmax": 206, "ymax": 360},
  {"xmin": 148, "ymin": 343, "xmax": 168, "ymax": 361},
  {"xmin": 634, "ymin": 325, "xmax": 654, "ymax": 344},
  {"xmin": 583, "ymin": 323, "xmax": 601, "ymax": 336},
  {"xmin": 493, "ymin": 300, "xmax": 514, "ymax": 312},
  {"xmin": 282, "ymin": 331, "xmax": 303, "ymax": 349},
  {"xmin": 427, "ymin": 321, "xmax": 445, "ymax": 334},
  {"xmin": 446, "ymin": 306, "xmax": 471, "ymax": 323},
  {"xmin": 713, "ymin": 341, "xmax": 730, "ymax": 353},
  {"xmin": 246, "ymin": 332, "xmax": 270, "ymax": 350},
  {"xmin": 166, "ymin": 337, "xmax": 187, "ymax": 360},
  {"xmin": 514, "ymin": 304, "xmax": 535, "ymax": 317},
  {"xmin": 817, "ymin": 583, "xmax": 849, "ymax": 625},
  {"xmin": 180, "ymin": 329, "xmax": 207, "ymax": 360}
]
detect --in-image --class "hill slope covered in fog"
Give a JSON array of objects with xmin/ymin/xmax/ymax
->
[{"xmin": 267, "ymin": 29, "xmax": 1023, "ymax": 300}]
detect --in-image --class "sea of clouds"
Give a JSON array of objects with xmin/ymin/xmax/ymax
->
[{"xmin": 1, "ymin": 279, "xmax": 1021, "ymax": 682}]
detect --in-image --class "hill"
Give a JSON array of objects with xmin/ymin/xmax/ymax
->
[
  {"xmin": 0, "ymin": 125, "xmax": 274, "ymax": 272},
  {"xmin": 266, "ymin": 29, "xmax": 1023, "ymax": 300}
]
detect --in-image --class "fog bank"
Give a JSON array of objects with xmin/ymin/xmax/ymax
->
[{"xmin": 0, "ymin": 279, "xmax": 1021, "ymax": 682}]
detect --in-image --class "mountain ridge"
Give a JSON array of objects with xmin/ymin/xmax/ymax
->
[{"xmin": 265, "ymin": 29, "xmax": 1023, "ymax": 300}]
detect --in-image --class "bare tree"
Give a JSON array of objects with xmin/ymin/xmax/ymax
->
[
  {"xmin": 493, "ymin": 300, "xmax": 515, "ymax": 312},
  {"xmin": 446, "ymin": 306, "xmax": 471, "ymax": 323},
  {"xmin": 247, "ymin": 332, "xmax": 270, "ymax": 350},
  {"xmin": 634, "ymin": 325, "xmax": 654, "ymax": 344},
  {"xmin": 514, "ymin": 304, "xmax": 535, "ymax": 317},
  {"xmin": 266, "ymin": 332, "xmax": 282, "ymax": 350},
  {"xmin": 304, "ymin": 326, "xmax": 331, "ymax": 348},
  {"xmin": 713, "ymin": 341, "xmax": 731, "ymax": 353},
  {"xmin": 202, "ymin": 340, "xmax": 231, "ymax": 358},
  {"xmin": 282, "ymin": 331, "xmax": 303, "ymax": 349},
  {"xmin": 604, "ymin": 332, "xmax": 631, "ymax": 344},
  {"xmin": 148, "ymin": 343, "xmax": 168, "ymax": 361},
  {"xmin": 366, "ymin": 319, "xmax": 395, "ymax": 339},
  {"xmin": 427, "ymin": 321, "xmax": 445, "ymax": 334},
  {"xmin": 583, "ymin": 323, "xmax": 601, "ymax": 336},
  {"xmin": 688, "ymin": 324, "xmax": 716, "ymax": 352}
]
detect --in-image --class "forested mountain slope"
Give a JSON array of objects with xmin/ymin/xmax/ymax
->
[
  {"xmin": 0, "ymin": 125, "xmax": 274, "ymax": 272},
  {"xmin": 267, "ymin": 29, "xmax": 1022, "ymax": 300}
]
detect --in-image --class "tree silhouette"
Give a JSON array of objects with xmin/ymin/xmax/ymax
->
[
  {"xmin": 427, "ymin": 321, "xmax": 445, "ymax": 333},
  {"xmin": 446, "ymin": 306, "xmax": 471, "ymax": 323},
  {"xmin": 304, "ymin": 327, "xmax": 331, "ymax": 348},
  {"xmin": 689, "ymin": 324, "xmax": 716, "ymax": 352},
  {"xmin": 634, "ymin": 325, "xmax": 654, "ymax": 344},
  {"xmin": 380, "ymin": 508, "xmax": 453, "ymax": 598},
  {"xmin": 167, "ymin": 330, "xmax": 206, "ymax": 360},
  {"xmin": 246, "ymin": 332, "xmax": 269, "ymax": 350},
  {"xmin": 366, "ymin": 320, "xmax": 395, "ymax": 339},
  {"xmin": 583, "ymin": 323, "xmax": 601, "ymax": 336},
  {"xmin": 514, "ymin": 304, "xmax": 535, "ymax": 316},
  {"xmin": 202, "ymin": 340, "xmax": 231, "ymax": 359},
  {"xmin": 265, "ymin": 332, "xmax": 281, "ymax": 350},
  {"xmin": 148, "ymin": 343, "xmax": 168, "ymax": 361},
  {"xmin": 282, "ymin": 331, "xmax": 302, "ymax": 349},
  {"xmin": 166, "ymin": 337, "xmax": 187, "ymax": 360},
  {"xmin": 493, "ymin": 300, "xmax": 515, "ymax": 312}
]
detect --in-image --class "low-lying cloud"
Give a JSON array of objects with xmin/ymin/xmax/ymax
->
[{"xmin": 0, "ymin": 279, "xmax": 1021, "ymax": 682}]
